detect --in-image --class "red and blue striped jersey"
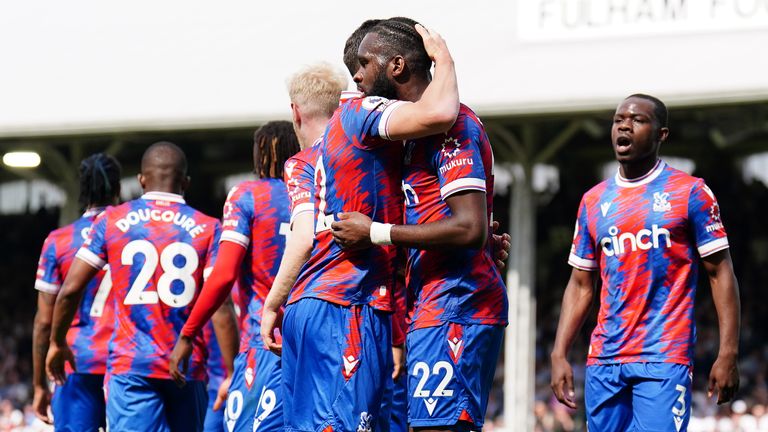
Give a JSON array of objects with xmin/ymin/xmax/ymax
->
[
  {"xmin": 76, "ymin": 192, "xmax": 220, "ymax": 380},
  {"xmin": 284, "ymin": 139, "xmax": 320, "ymax": 222},
  {"xmin": 569, "ymin": 160, "xmax": 729, "ymax": 365},
  {"xmin": 402, "ymin": 105, "xmax": 508, "ymax": 330},
  {"xmin": 221, "ymin": 179, "xmax": 290, "ymax": 350},
  {"xmin": 35, "ymin": 208, "xmax": 114, "ymax": 374},
  {"xmin": 289, "ymin": 96, "xmax": 406, "ymax": 311},
  {"xmin": 284, "ymin": 91, "xmax": 362, "ymax": 222}
]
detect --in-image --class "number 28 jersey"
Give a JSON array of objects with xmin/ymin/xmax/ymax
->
[{"xmin": 76, "ymin": 192, "xmax": 221, "ymax": 380}]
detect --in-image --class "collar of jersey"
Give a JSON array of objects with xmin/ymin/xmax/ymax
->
[
  {"xmin": 339, "ymin": 90, "xmax": 363, "ymax": 104},
  {"xmin": 82, "ymin": 206, "xmax": 107, "ymax": 218},
  {"xmin": 141, "ymin": 191, "xmax": 186, "ymax": 204},
  {"xmin": 614, "ymin": 159, "xmax": 666, "ymax": 188}
]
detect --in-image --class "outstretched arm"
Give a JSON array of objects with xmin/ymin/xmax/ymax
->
[
  {"xmin": 550, "ymin": 268, "xmax": 596, "ymax": 409},
  {"xmin": 702, "ymin": 249, "xmax": 740, "ymax": 404},
  {"xmin": 261, "ymin": 212, "xmax": 314, "ymax": 355},
  {"xmin": 47, "ymin": 259, "xmax": 99, "ymax": 384}
]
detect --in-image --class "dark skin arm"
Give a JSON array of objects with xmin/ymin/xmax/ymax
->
[
  {"xmin": 550, "ymin": 268, "xmax": 595, "ymax": 409},
  {"xmin": 491, "ymin": 220, "xmax": 511, "ymax": 270},
  {"xmin": 209, "ymin": 298, "xmax": 239, "ymax": 410},
  {"xmin": 702, "ymin": 249, "xmax": 740, "ymax": 404},
  {"xmin": 331, "ymin": 191, "xmax": 488, "ymax": 250},
  {"xmin": 32, "ymin": 292, "xmax": 56, "ymax": 424},
  {"xmin": 46, "ymin": 258, "xmax": 99, "ymax": 385},
  {"xmin": 170, "ymin": 241, "xmax": 244, "ymax": 387}
]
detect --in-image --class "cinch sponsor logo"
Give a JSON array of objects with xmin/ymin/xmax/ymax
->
[
  {"xmin": 438, "ymin": 158, "xmax": 473, "ymax": 175},
  {"xmin": 116, "ymin": 208, "xmax": 206, "ymax": 238},
  {"xmin": 600, "ymin": 224, "xmax": 671, "ymax": 256}
]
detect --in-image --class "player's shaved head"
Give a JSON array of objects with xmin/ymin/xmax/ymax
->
[
  {"xmin": 139, "ymin": 141, "xmax": 189, "ymax": 193},
  {"xmin": 625, "ymin": 94, "xmax": 668, "ymax": 128},
  {"xmin": 343, "ymin": 19, "xmax": 382, "ymax": 75}
]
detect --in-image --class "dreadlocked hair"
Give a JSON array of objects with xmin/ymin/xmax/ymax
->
[
  {"xmin": 370, "ymin": 17, "xmax": 432, "ymax": 79},
  {"xmin": 253, "ymin": 121, "xmax": 300, "ymax": 179},
  {"xmin": 79, "ymin": 153, "xmax": 121, "ymax": 208}
]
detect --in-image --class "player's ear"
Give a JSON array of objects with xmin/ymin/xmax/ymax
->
[
  {"xmin": 658, "ymin": 127, "xmax": 670, "ymax": 144},
  {"xmin": 390, "ymin": 55, "xmax": 406, "ymax": 79},
  {"xmin": 137, "ymin": 173, "xmax": 146, "ymax": 190},
  {"xmin": 291, "ymin": 103, "xmax": 302, "ymax": 130},
  {"xmin": 181, "ymin": 176, "xmax": 191, "ymax": 193}
]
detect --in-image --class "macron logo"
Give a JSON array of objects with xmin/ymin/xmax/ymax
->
[
  {"xmin": 448, "ymin": 337, "xmax": 463, "ymax": 363},
  {"xmin": 343, "ymin": 355, "xmax": 359, "ymax": 378},
  {"xmin": 424, "ymin": 398, "xmax": 438, "ymax": 416},
  {"xmin": 600, "ymin": 202, "xmax": 611, "ymax": 217}
]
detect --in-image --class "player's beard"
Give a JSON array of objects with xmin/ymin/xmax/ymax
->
[{"xmin": 368, "ymin": 71, "xmax": 398, "ymax": 100}]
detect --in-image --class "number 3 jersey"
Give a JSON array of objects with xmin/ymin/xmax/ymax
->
[
  {"xmin": 35, "ymin": 208, "xmax": 114, "ymax": 374},
  {"xmin": 76, "ymin": 192, "xmax": 221, "ymax": 380},
  {"xmin": 569, "ymin": 160, "xmax": 729, "ymax": 366},
  {"xmin": 402, "ymin": 104, "xmax": 508, "ymax": 330}
]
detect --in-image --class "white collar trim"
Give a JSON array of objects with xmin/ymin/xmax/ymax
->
[
  {"xmin": 615, "ymin": 160, "xmax": 666, "ymax": 188},
  {"xmin": 141, "ymin": 191, "xmax": 185, "ymax": 203},
  {"xmin": 82, "ymin": 207, "xmax": 106, "ymax": 218}
]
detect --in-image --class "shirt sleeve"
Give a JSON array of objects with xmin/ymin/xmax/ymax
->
[
  {"xmin": 688, "ymin": 179, "xmax": 729, "ymax": 257},
  {"xmin": 433, "ymin": 114, "xmax": 487, "ymax": 200},
  {"xmin": 34, "ymin": 234, "xmax": 62, "ymax": 294},
  {"xmin": 341, "ymin": 97, "xmax": 407, "ymax": 149},
  {"xmin": 284, "ymin": 155, "xmax": 315, "ymax": 223},
  {"xmin": 568, "ymin": 197, "xmax": 598, "ymax": 271},
  {"xmin": 220, "ymin": 186, "xmax": 253, "ymax": 248},
  {"xmin": 76, "ymin": 214, "xmax": 108, "ymax": 270}
]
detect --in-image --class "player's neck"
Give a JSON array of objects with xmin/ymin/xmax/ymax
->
[
  {"xmin": 300, "ymin": 118, "xmax": 329, "ymax": 150},
  {"xmin": 142, "ymin": 186, "xmax": 183, "ymax": 196},
  {"xmin": 619, "ymin": 157, "xmax": 660, "ymax": 180},
  {"xmin": 397, "ymin": 79, "xmax": 429, "ymax": 103}
]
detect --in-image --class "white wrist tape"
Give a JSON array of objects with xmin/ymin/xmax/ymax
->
[{"xmin": 370, "ymin": 222, "xmax": 394, "ymax": 246}]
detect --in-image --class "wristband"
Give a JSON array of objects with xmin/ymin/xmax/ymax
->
[{"xmin": 370, "ymin": 222, "xmax": 394, "ymax": 246}]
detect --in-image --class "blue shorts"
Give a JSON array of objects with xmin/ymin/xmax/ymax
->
[
  {"xmin": 51, "ymin": 373, "xmax": 106, "ymax": 432},
  {"xmin": 282, "ymin": 298, "xmax": 393, "ymax": 432},
  {"xmin": 224, "ymin": 347, "xmax": 282, "ymax": 432},
  {"xmin": 407, "ymin": 323, "xmax": 504, "ymax": 430},
  {"xmin": 107, "ymin": 374, "xmax": 207, "ymax": 432},
  {"xmin": 204, "ymin": 387, "xmax": 225, "ymax": 432},
  {"xmin": 585, "ymin": 363, "xmax": 693, "ymax": 432}
]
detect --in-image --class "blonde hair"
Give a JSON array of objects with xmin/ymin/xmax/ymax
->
[{"xmin": 287, "ymin": 62, "xmax": 348, "ymax": 120}]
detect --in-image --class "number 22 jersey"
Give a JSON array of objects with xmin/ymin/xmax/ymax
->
[{"xmin": 76, "ymin": 191, "xmax": 221, "ymax": 380}]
